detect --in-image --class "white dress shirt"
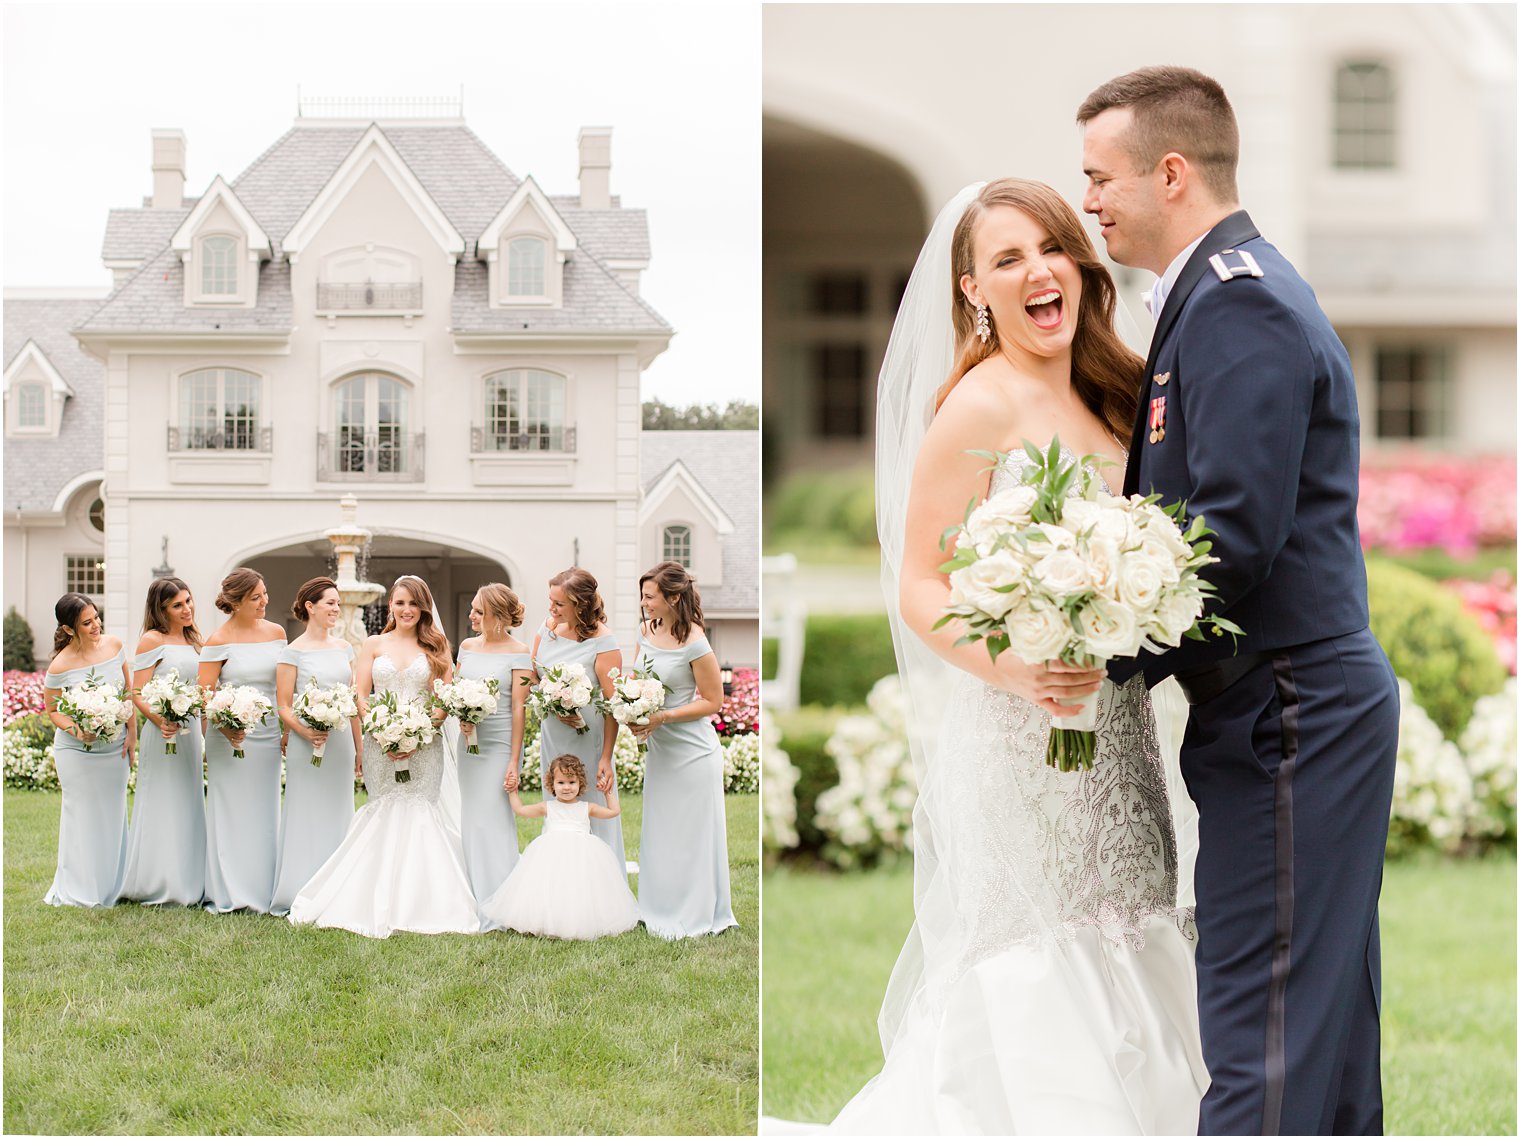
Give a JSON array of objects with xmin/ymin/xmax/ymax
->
[{"xmin": 1143, "ymin": 233, "xmax": 1208, "ymax": 319}]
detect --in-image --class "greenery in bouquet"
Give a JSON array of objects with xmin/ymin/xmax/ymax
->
[{"xmin": 936, "ymin": 438, "xmax": 1240, "ymax": 771}]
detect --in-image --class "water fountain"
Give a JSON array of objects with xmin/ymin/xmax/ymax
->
[{"xmin": 325, "ymin": 494, "xmax": 385, "ymax": 648}]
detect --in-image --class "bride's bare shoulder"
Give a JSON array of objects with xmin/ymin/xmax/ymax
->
[{"xmin": 925, "ymin": 361, "xmax": 1019, "ymax": 448}]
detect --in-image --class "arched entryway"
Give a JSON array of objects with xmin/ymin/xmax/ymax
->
[
  {"xmin": 244, "ymin": 534, "xmax": 514, "ymax": 648},
  {"xmin": 763, "ymin": 116, "xmax": 929, "ymax": 481}
]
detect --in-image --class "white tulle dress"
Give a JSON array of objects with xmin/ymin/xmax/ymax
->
[
  {"xmin": 768, "ymin": 455, "xmax": 1207, "ymax": 1135},
  {"xmin": 288, "ymin": 654, "xmax": 479, "ymax": 937},
  {"xmin": 480, "ymin": 798, "xmax": 639, "ymax": 941}
]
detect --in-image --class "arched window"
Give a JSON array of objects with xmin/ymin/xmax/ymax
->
[
  {"xmin": 507, "ymin": 237, "xmax": 546, "ymax": 296},
  {"xmin": 334, "ymin": 373, "xmax": 412, "ymax": 475},
  {"xmin": 16, "ymin": 382, "xmax": 45, "ymax": 428},
  {"xmin": 177, "ymin": 368, "xmax": 262, "ymax": 449},
  {"xmin": 662, "ymin": 525, "xmax": 692, "ymax": 568},
  {"xmin": 1334, "ymin": 61, "xmax": 1396, "ymax": 169},
  {"xmin": 482, "ymin": 369, "xmax": 569, "ymax": 451},
  {"xmin": 201, "ymin": 235, "xmax": 238, "ymax": 295}
]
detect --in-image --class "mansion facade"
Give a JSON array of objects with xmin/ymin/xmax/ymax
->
[{"xmin": 5, "ymin": 106, "xmax": 758, "ymax": 668}]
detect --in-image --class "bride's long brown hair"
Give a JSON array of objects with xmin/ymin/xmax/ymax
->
[
  {"xmin": 382, "ymin": 576, "xmax": 452, "ymax": 681},
  {"xmin": 938, "ymin": 178, "xmax": 1143, "ymax": 441}
]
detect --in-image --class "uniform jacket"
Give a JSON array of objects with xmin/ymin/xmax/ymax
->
[{"xmin": 1108, "ymin": 210, "xmax": 1370, "ymax": 687}]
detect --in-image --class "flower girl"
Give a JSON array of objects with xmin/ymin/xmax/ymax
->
[{"xmin": 481, "ymin": 754, "xmax": 639, "ymax": 940}]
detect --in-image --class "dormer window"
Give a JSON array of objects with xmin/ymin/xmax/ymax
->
[
  {"xmin": 508, "ymin": 237, "xmax": 547, "ymax": 296},
  {"xmin": 16, "ymin": 382, "xmax": 46, "ymax": 429},
  {"xmin": 201, "ymin": 235, "xmax": 239, "ymax": 296},
  {"xmin": 663, "ymin": 524, "xmax": 693, "ymax": 568}
]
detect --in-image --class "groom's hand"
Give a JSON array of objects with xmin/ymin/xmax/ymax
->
[{"xmin": 989, "ymin": 654, "xmax": 1106, "ymax": 718}]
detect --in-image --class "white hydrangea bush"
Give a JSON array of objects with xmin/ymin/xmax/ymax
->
[
  {"xmin": 1459, "ymin": 678, "xmax": 1517, "ymax": 845},
  {"xmin": 518, "ymin": 724, "xmax": 645, "ymax": 793},
  {"xmin": 814, "ymin": 675, "xmax": 918, "ymax": 869},
  {"xmin": 1389, "ymin": 678, "xmax": 1475, "ymax": 855},
  {"xmin": 4, "ymin": 726, "xmax": 59, "ymax": 791},
  {"xmin": 761, "ymin": 709, "xmax": 799, "ymax": 851},
  {"xmin": 723, "ymin": 731, "xmax": 760, "ymax": 794}
]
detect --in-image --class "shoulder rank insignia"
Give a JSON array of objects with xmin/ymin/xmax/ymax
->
[
  {"xmin": 1153, "ymin": 371, "xmax": 1170, "ymax": 386},
  {"xmin": 1149, "ymin": 394, "xmax": 1167, "ymax": 444},
  {"xmin": 1209, "ymin": 248, "xmax": 1264, "ymax": 282}
]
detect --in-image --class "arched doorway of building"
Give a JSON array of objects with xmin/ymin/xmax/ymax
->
[
  {"xmin": 763, "ymin": 116, "xmax": 929, "ymax": 482},
  {"xmin": 245, "ymin": 535, "xmax": 514, "ymax": 650}
]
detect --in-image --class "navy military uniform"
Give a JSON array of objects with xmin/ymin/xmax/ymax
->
[{"xmin": 1106, "ymin": 211, "xmax": 1398, "ymax": 1135}]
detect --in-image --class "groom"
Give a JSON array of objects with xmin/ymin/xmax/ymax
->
[{"xmin": 1078, "ymin": 68, "xmax": 1399, "ymax": 1135}]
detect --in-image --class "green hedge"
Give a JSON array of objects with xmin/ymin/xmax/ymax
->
[
  {"xmin": 799, "ymin": 614, "xmax": 896, "ymax": 708},
  {"xmin": 773, "ymin": 705, "xmax": 846, "ymax": 851},
  {"xmin": 4, "ymin": 608, "xmax": 35, "ymax": 672},
  {"xmin": 1367, "ymin": 558, "xmax": 1506, "ymax": 741},
  {"xmin": 765, "ymin": 466, "xmax": 878, "ymax": 549}
]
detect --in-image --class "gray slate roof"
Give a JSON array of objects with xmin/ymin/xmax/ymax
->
[
  {"xmin": 3, "ymin": 298, "xmax": 107, "ymax": 512},
  {"xmin": 83, "ymin": 123, "xmax": 665, "ymax": 335},
  {"xmin": 641, "ymin": 431, "xmax": 758, "ymax": 615}
]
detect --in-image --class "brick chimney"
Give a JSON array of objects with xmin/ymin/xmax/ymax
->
[
  {"xmin": 577, "ymin": 127, "xmax": 612, "ymax": 210},
  {"xmin": 151, "ymin": 129, "xmax": 186, "ymax": 209}
]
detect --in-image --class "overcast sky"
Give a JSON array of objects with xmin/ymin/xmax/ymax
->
[{"xmin": 2, "ymin": 2, "xmax": 760, "ymax": 405}]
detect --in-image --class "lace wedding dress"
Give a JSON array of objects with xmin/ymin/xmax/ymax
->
[
  {"xmin": 288, "ymin": 654, "xmax": 480, "ymax": 937},
  {"xmin": 774, "ymin": 453, "xmax": 1208, "ymax": 1135}
]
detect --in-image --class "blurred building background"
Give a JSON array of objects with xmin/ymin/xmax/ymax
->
[{"xmin": 763, "ymin": 3, "xmax": 1516, "ymax": 481}]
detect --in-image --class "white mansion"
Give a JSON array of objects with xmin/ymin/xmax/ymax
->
[
  {"xmin": 763, "ymin": 3, "xmax": 1517, "ymax": 475},
  {"xmin": 4, "ymin": 106, "xmax": 758, "ymax": 669}
]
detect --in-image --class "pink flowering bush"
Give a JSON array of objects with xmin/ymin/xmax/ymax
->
[
  {"xmin": 1359, "ymin": 452, "xmax": 1517, "ymax": 555},
  {"xmin": 1445, "ymin": 572, "xmax": 1518, "ymax": 675},
  {"xmin": 3, "ymin": 671, "xmax": 46, "ymax": 726},
  {"xmin": 712, "ymin": 668, "xmax": 759, "ymax": 737}
]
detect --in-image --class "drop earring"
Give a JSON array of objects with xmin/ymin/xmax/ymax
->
[{"xmin": 975, "ymin": 302, "xmax": 991, "ymax": 344}]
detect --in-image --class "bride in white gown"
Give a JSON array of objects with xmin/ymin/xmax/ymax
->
[
  {"xmin": 771, "ymin": 181, "xmax": 1206, "ymax": 1135},
  {"xmin": 289, "ymin": 576, "xmax": 478, "ymax": 938}
]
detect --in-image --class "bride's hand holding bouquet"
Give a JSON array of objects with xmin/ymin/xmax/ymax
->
[
  {"xmin": 362, "ymin": 690, "xmax": 436, "ymax": 783},
  {"xmin": 937, "ymin": 437, "xmax": 1241, "ymax": 771}
]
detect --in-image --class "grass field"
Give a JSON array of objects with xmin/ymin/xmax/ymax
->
[
  {"xmin": 5, "ymin": 790, "xmax": 758, "ymax": 1136},
  {"xmin": 763, "ymin": 855, "xmax": 1516, "ymax": 1134}
]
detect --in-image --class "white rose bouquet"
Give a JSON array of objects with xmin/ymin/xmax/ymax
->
[
  {"xmin": 203, "ymin": 685, "xmax": 274, "ymax": 759},
  {"xmin": 523, "ymin": 662, "xmax": 596, "ymax": 735},
  {"xmin": 138, "ymin": 668, "xmax": 205, "ymax": 755},
  {"xmin": 595, "ymin": 662, "xmax": 671, "ymax": 728},
  {"xmin": 56, "ymin": 670, "xmax": 135, "ymax": 753},
  {"xmin": 293, "ymin": 681, "xmax": 359, "ymax": 766},
  {"xmin": 361, "ymin": 690, "xmax": 436, "ymax": 783},
  {"xmin": 937, "ymin": 438, "xmax": 1241, "ymax": 772},
  {"xmin": 430, "ymin": 676, "xmax": 500, "ymax": 754}
]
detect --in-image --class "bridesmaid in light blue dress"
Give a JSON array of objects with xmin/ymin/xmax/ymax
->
[
  {"xmin": 532, "ymin": 568, "xmax": 626, "ymax": 868},
  {"xmin": 42, "ymin": 594, "xmax": 132, "ymax": 907},
  {"xmin": 270, "ymin": 577, "xmax": 361, "ymax": 916},
  {"xmin": 630, "ymin": 562, "xmax": 738, "ymax": 939},
  {"xmin": 122, "ymin": 577, "xmax": 206, "ymax": 906},
  {"xmin": 455, "ymin": 583, "xmax": 534, "ymax": 920},
  {"xmin": 198, "ymin": 568, "xmax": 286, "ymax": 914}
]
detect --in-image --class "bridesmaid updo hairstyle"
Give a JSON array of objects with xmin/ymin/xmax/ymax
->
[
  {"xmin": 383, "ymin": 575, "xmax": 452, "ymax": 681},
  {"xmin": 291, "ymin": 577, "xmax": 340, "ymax": 624},
  {"xmin": 215, "ymin": 567, "xmax": 265, "ymax": 615},
  {"xmin": 51, "ymin": 592, "xmax": 97, "ymax": 658},
  {"xmin": 639, "ymin": 561, "xmax": 705, "ymax": 646},
  {"xmin": 546, "ymin": 754, "xmax": 588, "ymax": 796},
  {"xmin": 142, "ymin": 576, "xmax": 203, "ymax": 649},
  {"xmin": 548, "ymin": 568, "xmax": 605, "ymax": 641},
  {"xmin": 477, "ymin": 582, "xmax": 525, "ymax": 634}
]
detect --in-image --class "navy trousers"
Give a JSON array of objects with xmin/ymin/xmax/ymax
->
[{"xmin": 1181, "ymin": 628, "xmax": 1398, "ymax": 1135}]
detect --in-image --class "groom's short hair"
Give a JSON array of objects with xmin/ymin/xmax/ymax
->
[{"xmin": 1077, "ymin": 66, "xmax": 1239, "ymax": 204}]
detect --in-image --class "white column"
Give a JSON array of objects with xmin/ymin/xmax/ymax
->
[
  {"xmin": 104, "ymin": 352, "xmax": 132, "ymax": 639},
  {"xmin": 612, "ymin": 351, "xmax": 642, "ymax": 640}
]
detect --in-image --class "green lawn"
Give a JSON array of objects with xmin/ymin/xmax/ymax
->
[
  {"xmin": 5, "ymin": 790, "xmax": 758, "ymax": 1136},
  {"xmin": 763, "ymin": 855, "xmax": 1516, "ymax": 1134}
]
